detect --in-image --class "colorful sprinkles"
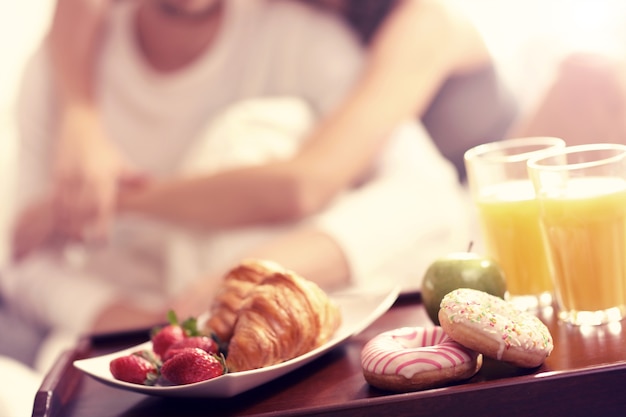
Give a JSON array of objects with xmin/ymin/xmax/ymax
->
[{"xmin": 440, "ymin": 288, "xmax": 554, "ymax": 360}]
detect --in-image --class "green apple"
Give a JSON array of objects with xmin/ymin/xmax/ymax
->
[{"xmin": 421, "ymin": 252, "xmax": 507, "ymax": 325}]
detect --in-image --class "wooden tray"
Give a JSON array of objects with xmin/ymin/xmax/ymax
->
[{"xmin": 32, "ymin": 294, "xmax": 626, "ymax": 417}]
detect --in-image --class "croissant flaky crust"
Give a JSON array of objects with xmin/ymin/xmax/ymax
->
[
  {"xmin": 205, "ymin": 259, "xmax": 341, "ymax": 372},
  {"xmin": 225, "ymin": 269, "xmax": 342, "ymax": 372},
  {"xmin": 204, "ymin": 259, "xmax": 286, "ymax": 342}
]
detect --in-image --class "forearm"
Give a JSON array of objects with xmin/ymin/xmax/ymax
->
[
  {"xmin": 311, "ymin": 121, "xmax": 468, "ymax": 286},
  {"xmin": 117, "ymin": 161, "xmax": 330, "ymax": 230},
  {"xmin": 164, "ymin": 225, "xmax": 350, "ymax": 321},
  {"xmin": 242, "ymin": 227, "xmax": 351, "ymax": 291}
]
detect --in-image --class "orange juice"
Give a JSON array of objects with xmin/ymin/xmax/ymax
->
[
  {"xmin": 476, "ymin": 180, "xmax": 553, "ymax": 298},
  {"xmin": 538, "ymin": 177, "xmax": 626, "ymax": 312}
]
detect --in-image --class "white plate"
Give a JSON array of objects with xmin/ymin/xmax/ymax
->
[{"xmin": 74, "ymin": 285, "xmax": 400, "ymax": 398}]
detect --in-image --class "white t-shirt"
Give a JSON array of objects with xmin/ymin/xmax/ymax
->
[{"xmin": 3, "ymin": 0, "xmax": 470, "ymax": 333}]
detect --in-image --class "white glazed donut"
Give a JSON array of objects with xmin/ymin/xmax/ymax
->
[
  {"xmin": 439, "ymin": 288, "xmax": 554, "ymax": 368},
  {"xmin": 361, "ymin": 326, "xmax": 482, "ymax": 392}
]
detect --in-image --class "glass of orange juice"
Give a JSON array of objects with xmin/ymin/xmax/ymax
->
[
  {"xmin": 528, "ymin": 143, "xmax": 626, "ymax": 325},
  {"xmin": 464, "ymin": 137, "xmax": 566, "ymax": 310}
]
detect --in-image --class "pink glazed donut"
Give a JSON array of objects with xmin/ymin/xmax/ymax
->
[{"xmin": 361, "ymin": 326, "xmax": 482, "ymax": 392}]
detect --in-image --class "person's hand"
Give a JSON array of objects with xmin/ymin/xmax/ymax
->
[
  {"xmin": 51, "ymin": 105, "xmax": 138, "ymax": 242},
  {"xmin": 11, "ymin": 195, "xmax": 58, "ymax": 261}
]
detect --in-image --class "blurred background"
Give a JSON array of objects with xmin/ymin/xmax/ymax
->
[
  {"xmin": 2, "ymin": 0, "xmax": 626, "ymax": 264},
  {"xmin": 0, "ymin": 1, "xmax": 54, "ymax": 265}
]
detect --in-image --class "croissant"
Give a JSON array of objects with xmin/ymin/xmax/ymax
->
[
  {"xmin": 204, "ymin": 259, "xmax": 286, "ymax": 342},
  {"xmin": 225, "ymin": 270, "xmax": 342, "ymax": 372}
]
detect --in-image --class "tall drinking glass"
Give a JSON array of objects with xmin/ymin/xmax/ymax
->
[
  {"xmin": 464, "ymin": 137, "xmax": 566, "ymax": 310},
  {"xmin": 528, "ymin": 143, "xmax": 626, "ymax": 325}
]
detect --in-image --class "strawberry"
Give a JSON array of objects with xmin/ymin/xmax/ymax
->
[
  {"xmin": 151, "ymin": 310, "xmax": 201, "ymax": 357},
  {"xmin": 151, "ymin": 324, "xmax": 186, "ymax": 357},
  {"xmin": 161, "ymin": 348, "xmax": 225, "ymax": 385},
  {"xmin": 110, "ymin": 350, "xmax": 160, "ymax": 385},
  {"xmin": 162, "ymin": 336, "xmax": 219, "ymax": 361}
]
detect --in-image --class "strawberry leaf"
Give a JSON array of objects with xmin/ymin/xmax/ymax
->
[
  {"xmin": 144, "ymin": 369, "xmax": 160, "ymax": 386},
  {"xmin": 166, "ymin": 310, "xmax": 179, "ymax": 326},
  {"xmin": 133, "ymin": 349, "xmax": 162, "ymax": 369},
  {"xmin": 181, "ymin": 316, "xmax": 199, "ymax": 336}
]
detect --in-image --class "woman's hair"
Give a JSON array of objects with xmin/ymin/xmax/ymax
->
[{"xmin": 302, "ymin": 0, "xmax": 399, "ymax": 44}]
